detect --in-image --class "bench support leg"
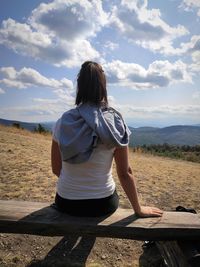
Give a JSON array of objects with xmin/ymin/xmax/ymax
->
[{"xmin": 155, "ymin": 241, "xmax": 190, "ymax": 267}]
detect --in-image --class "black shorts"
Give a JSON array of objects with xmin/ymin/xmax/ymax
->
[{"xmin": 54, "ymin": 190, "xmax": 119, "ymax": 217}]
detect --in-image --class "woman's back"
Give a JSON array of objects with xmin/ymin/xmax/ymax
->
[{"xmin": 57, "ymin": 144, "xmax": 115, "ymax": 200}]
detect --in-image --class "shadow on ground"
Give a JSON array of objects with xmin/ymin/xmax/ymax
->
[
  {"xmin": 139, "ymin": 241, "xmax": 165, "ymax": 267},
  {"xmin": 27, "ymin": 235, "xmax": 96, "ymax": 267}
]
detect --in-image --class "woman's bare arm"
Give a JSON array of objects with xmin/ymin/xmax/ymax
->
[
  {"xmin": 51, "ymin": 140, "xmax": 62, "ymax": 177},
  {"xmin": 114, "ymin": 146, "xmax": 163, "ymax": 217}
]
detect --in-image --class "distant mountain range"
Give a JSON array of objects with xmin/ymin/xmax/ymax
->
[
  {"xmin": 1, "ymin": 118, "xmax": 200, "ymax": 146},
  {"xmin": 129, "ymin": 125, "xmax": 200, "ymax": 146},
  {"xmin": 0, "ymin": 118, "xmax": 54, "ymax": 132}
]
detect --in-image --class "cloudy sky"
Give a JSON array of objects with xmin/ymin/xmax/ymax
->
[{"xmin": 0, "ymin": 0, "xmax": 200, "ymax": 127}]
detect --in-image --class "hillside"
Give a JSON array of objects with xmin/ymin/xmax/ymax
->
[
  {"xmin": 0, "ymin": 118, "xmax": 54, "ymax": 132},
  {"xmin": 0, "ymin": 124, "xmax": 200, "ymax": 266},
  {"xmin": 129, "ymin": 125, "xmax": 200, "ymax": 146},
  {"xmin": 1, "ymin": 118, "xmax": 200, "ymax": 147}
]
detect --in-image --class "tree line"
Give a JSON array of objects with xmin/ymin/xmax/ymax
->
[
  {"xmin": 12, "ymin": 122, "xmax": 49, "ymax": 134},
  {"xmin": 132, "ymin": 143, "xmax": 200, "ymax": 163}
]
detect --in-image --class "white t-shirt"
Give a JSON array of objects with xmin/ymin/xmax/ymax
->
[{"xmin": 53, "ymin": 119, "xmax": 116, "ymax": 200}]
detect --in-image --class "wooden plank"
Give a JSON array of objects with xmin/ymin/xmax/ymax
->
[{"xmin": 0, "ymin": 200, "xmax": 200, "ymax": 240}]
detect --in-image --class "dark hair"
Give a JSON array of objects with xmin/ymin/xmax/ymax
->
[{"xmin": 75, "ymin": 61, "xmax": 108, "ymax": 106}]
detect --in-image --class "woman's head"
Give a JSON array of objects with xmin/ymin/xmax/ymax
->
[{"xmin": 75, "ymin": 61, "xmax": 108, "ymax": 106}]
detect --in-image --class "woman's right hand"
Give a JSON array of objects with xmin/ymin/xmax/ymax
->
[{"xmin": 135, "ymin": 206, "xmax": 163, "ymax": 218}]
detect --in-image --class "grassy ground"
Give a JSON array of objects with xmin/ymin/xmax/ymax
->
[{"xmin": 0, "ymin": 124, "xmax": 200, "ymax": 267}]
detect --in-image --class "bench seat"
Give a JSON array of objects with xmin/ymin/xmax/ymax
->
[{"xmin": 0, "ymin": 200, "xmax": 200, "ymax": 241}]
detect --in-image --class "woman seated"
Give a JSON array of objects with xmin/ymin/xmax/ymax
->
[{"xmin": 51, "ymin": 61, "xmax": 163, "ymax": 218}]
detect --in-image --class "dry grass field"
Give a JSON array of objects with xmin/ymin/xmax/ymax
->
[{"xmin": 0, "ymin": 124, "xmax": 200, "ymax": 267}]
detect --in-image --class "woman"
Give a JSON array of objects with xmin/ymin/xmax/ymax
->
[{"xmin": 51, "ymin": 61, "xmax": 163, "ymax": 218}]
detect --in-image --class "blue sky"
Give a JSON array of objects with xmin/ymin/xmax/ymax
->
[{"xmin": 0, "ymin": 0, "xmax": 199, "ymax": 127}]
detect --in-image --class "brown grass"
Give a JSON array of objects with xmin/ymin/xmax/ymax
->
[{"xmin": 0, "ymin": 124, "xmax": 200, "ymax": 267}]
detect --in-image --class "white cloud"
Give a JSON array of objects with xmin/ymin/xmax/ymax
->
[
  {"xmin": 103, "ymin": 59, "xmax": 192, "ymax": 89},
  {"xmin": 192, "ymin": 91, "xmax": 200, "ymax": 99},
  {"xmin": 139, "ymin": 34, "xmax": 200, "ymax": 58},
  {"xmin": 0, "ymin": 88, "xmax": 5, "ymax": 94},
  {"xmin": 1, "ymin": 99, "xmax": 199, "ymax": 124},
  {"xmin": 0, "ymin": 19, "xmax": 52, "ymax": 60},
  {"xmin": 190, "ymin": 50, "xmax": 200, "ymax": 72},
  {"xmin": 0, "ymin": 91, "xmax": 76, "ymax": 122},
  {"xmin": 0, "ymin": 97, "xmax": 75, "ymax": 122},
  {"xmin": 0, "ymin": 79, "xmax": 26, "ymax": 89},
  {"xmin": 0, "ymin": 105, "xmax": 61, "ymax": 119},
  {"xmin": 0, "ymin": 66, "xmax": 73, "ymax": 90},
  {"xmin": 0, "ymin": 18, "xmax": 51, "ymax": 47},
  {"xmin": 104, "ymin": 41, "xmax": 119, "ymax": 51},
  {"xmin": 110, "ymin": 0, "xmax": 189, "ymax": 55},
  {"xmin": 0, "ymin": 66, "xmax": 76, "ymax": 120},
  {"xmin": 187, "ymin": 36, "xmax": 200, "ymax": 72},
  {"xmin": 0, "ymin": 0, "xmax": 198, "ymax": 65},
  {"xmin": 2, "ymin": 57, "xmax": 192, "ymax": 95},
  {"xmin": 32, "ymin": 96, "xmax": 75, "ymax": 110},
  {"xmin": 113, "ymin": 103, "xmax": 200, "ymax": 121},
  {"xmin": 107, "ymin": 95, "xmax": 117, "ymax": 106},
  {"xmin": 29, "ymin": 0, "xmax": 108, "ymax": 40},
  {"xmin": 0, "ymin": 0, "xmax": 107, "ymax": 67},
  {"xmin": 180, "ymin": 0, "xmax": 200, "ymax": 16},
  {"xmin": 0, "ymin": 18, "xmax": 100, "ymax": 67}
]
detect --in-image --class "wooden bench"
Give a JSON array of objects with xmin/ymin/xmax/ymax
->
[{"xmin": 1, "ymin": 200, "xmax": 200, "ymax": 266}]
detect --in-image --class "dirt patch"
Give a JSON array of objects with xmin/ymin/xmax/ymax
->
[{"xmin": 0, "ymin": 125, "xmax": 200, "ymax": 266}]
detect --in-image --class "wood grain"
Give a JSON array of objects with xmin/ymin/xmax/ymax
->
[{"xmin": 0, "ymin": 200, "xmax": 200, "ymax": 240}]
